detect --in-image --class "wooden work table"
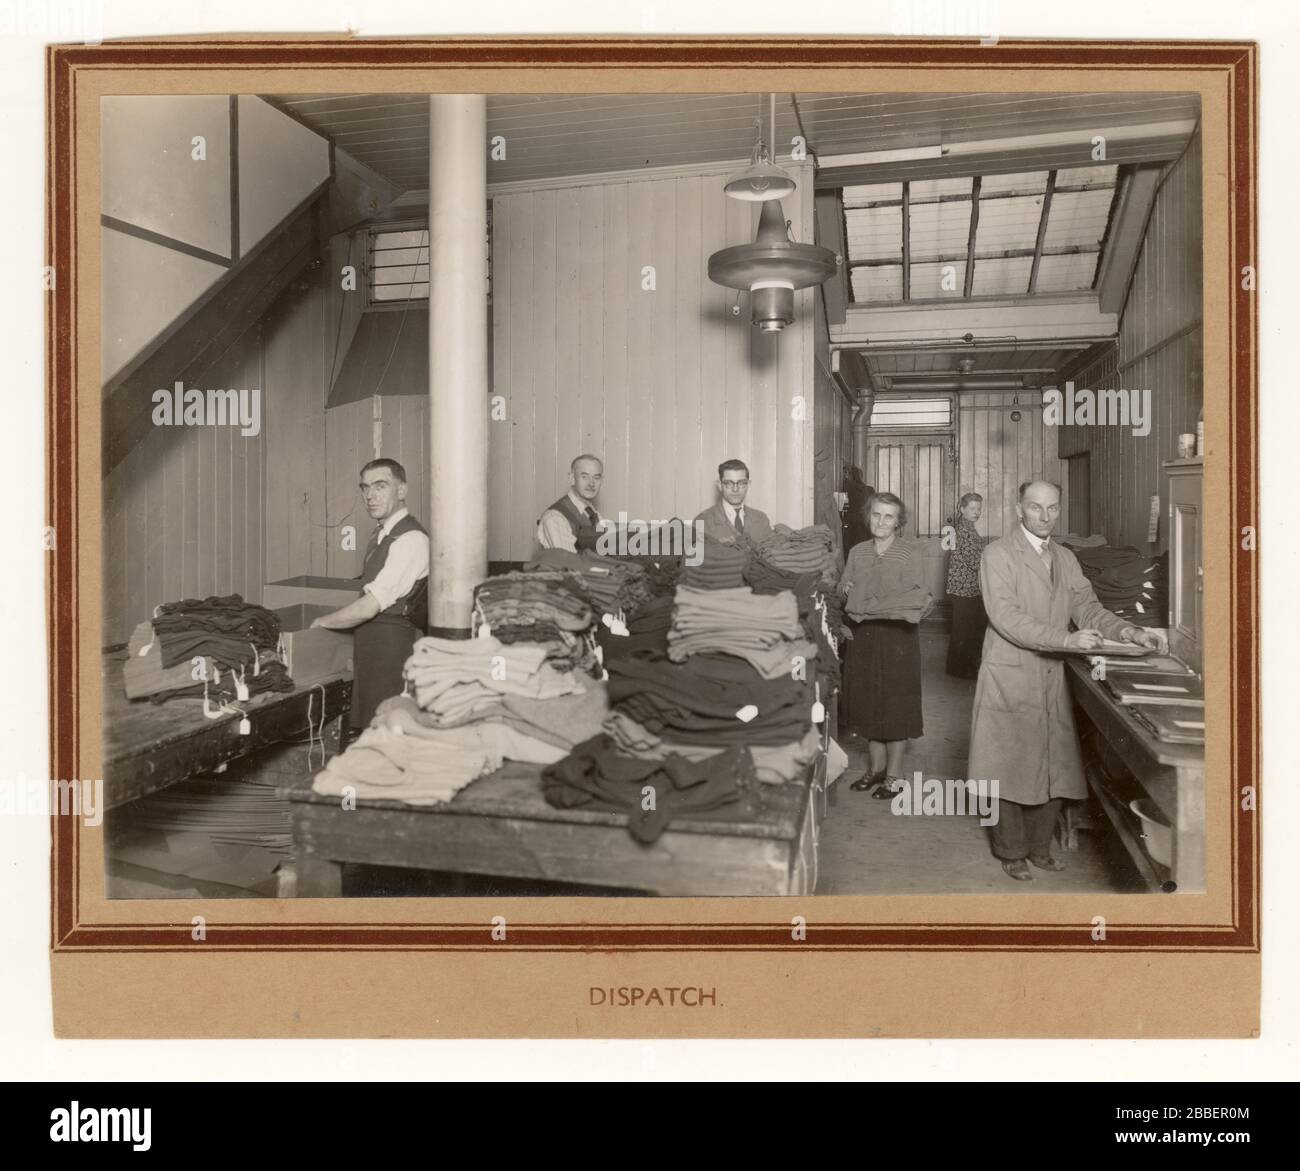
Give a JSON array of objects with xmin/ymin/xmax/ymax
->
[
  {"xmin": 102, "ymin": 650, "xmax": 352, "ymax": 810},
  {"xmin": 286, "ymin": 751, "xmax": 826, "ymax": 898},
  {"xmin": 1065, "ymin": 657, "xmax": 1205, "ymax": 892}
]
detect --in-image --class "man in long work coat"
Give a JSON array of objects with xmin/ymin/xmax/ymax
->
[{"xmin": 970, "ymin": 480, "xmax": 1166, "ymax": 881}]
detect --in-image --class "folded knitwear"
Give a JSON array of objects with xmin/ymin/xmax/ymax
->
[
  {"xmin": 667, "ymin": 585, "xmax": 817, "ymax": 679},
  {"xmin": 603, "ymin": 710, "xmax": 821, "ymax": 785},
  {"xmin": 678, "ymin": 535, "xmax": 749, "ymax": 591},
  {"xmin": 312, "ymin": 696, "xmax": 566, "ymax": 806},
  {"xmin": 524, "ymin": 548, "xmax": 656, "ymax": 615},
  {"xmin": 474, "ymin": 571, "xmax": 594, "ymax": 631},
  {"xmin": 403, "ymin": 635, "xmax": 581, "ymax": 724},
  {"xmin": 122, "ymin": 620, "xmax": 291, "ymax": 703},
  {"xmin": 755, "ymin": 524, "xmax": 837, "ymax": 578},
  {"xmin": 542, "ymin": 733, "xmax": 762, "ymax": 843},
  {"xmin": 607, "ymin": 649, "xmax": 814, "ymax": 745},
  {"xmin": 150, "ymin": 593, "xmax": 281, "ymax": 648}
]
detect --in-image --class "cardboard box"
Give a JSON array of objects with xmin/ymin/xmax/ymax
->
[
  {"xmin": 263, "ymin": 575, "xmax": 362, "ymax": 611},
  {"xmin": 274, "ymin": 604, "xmax": 353, "ymax": 685}
]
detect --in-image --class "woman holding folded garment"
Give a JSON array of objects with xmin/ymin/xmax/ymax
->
[{"xmin": 839, "ymin": 492, "xmax": 933, "ymax": 797}]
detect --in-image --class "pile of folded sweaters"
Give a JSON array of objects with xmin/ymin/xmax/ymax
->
[
  {"xmin": 1062, "ymin": 541, "xmax": 1169, "ymax": 629},
  {"xmin": 313, "ymin": 634, "xmax": 610, "ymax": 805},
  {"xmin": 121, "ymin": 593, "xmax": 292, "ymax": 704}
]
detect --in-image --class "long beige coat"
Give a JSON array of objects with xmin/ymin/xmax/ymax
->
[{"xmin": 968, "ymin": 525, "xmax": 1130, "ymax": 805}]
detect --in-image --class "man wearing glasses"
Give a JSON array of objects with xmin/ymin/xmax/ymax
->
[
  {"xmin": 694, "ymin": 459, "xmax": 773, "ymax": 546},
  {"xmin": 311, "ymin": 458, "xmax": 429, "ymax": 735}
]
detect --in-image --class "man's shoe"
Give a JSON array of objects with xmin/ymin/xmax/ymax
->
[
  {"xmin": 1001, "ymin": 859, "xmax": 1033, "ymax": 881},
  {"xmin": 1028, "ymin": 853, "xmax": 1066, "ymax": 872}
]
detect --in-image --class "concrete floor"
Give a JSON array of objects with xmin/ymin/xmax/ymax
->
[{"xmin": 818, "ymin": 627, "xmax": 1145, "ymax": 895}]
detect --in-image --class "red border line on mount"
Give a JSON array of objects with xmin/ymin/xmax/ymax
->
[{"xmin": 47, "ymin": 37, "xmax": 1259, "ymax": 954}]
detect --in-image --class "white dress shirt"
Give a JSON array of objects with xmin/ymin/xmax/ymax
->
[
  {"xmin": 722, "ymin": 501, "xmax": 747, "ymax": 530},
  {"xmin": 1020, "ymin": 524, "xmax": 1051, "ymax": 554},
  {"xmin": 363, "ymin": 507, "xmax": 430, "ymax": 611},
  {"xmin": 536, "ymin": 491, "xmax": 603, "ymax": 552}
]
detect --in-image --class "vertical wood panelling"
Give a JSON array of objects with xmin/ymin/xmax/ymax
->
[
  {"xmin": 1055, "ymin": 129, "xmax": 1201, "ymax": 550},
  {"xmin": 487, "ymin": 162, "xmax": 818, "ymax": 560}
]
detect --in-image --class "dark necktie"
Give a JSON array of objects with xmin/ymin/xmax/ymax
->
[
  {"xmin": 1038, "ymin": 541, "xmax": 1053, "ymax": 583},
  {"xmin": 364, "ymin": 525, "xmax": 383, "ymax": 561},
  {"xmin": 734, "ymin": 508, "xmax": 745, "ymax": 534},
  {"xmin": 584, "ymin": 506, "xmax": 599, "ymax": 527}
]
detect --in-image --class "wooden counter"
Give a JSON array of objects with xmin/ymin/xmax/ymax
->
[
  {"xmin": 1065, "ymin": 657, "xmax": 1204, "ymax": 892},
  {"xmin": 286, "ymin": 751, "xmax": 825, "ymax": 898},
  {"xmin": 102, "ymin": 651, "xmax": 352, "ymax": 810}
]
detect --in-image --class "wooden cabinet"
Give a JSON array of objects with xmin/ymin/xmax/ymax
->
[{"xmin": 1165, "ymin": 458, "xmax": 1203, "ymax": 673}]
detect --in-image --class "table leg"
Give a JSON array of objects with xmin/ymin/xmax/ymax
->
[{"xmin": 296, "ymin": 854, "xmax": 344, "ymax": 898}]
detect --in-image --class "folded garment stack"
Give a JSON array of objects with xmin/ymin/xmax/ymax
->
[
  {"xmin": 121, "ymin": 594, "xmax": 292, "ymax": 703},
  {"xmin": 313, "ymin": 695, "xmax": 568, "ymax": 806},
  {"xmin": 744, "ymin": 556, "xmax": 843, "ymax": 691},
  {"xmin": 755, "ymin": 524, "xmax": 838, "ymax": 581},
  {"xmin": 667, "ymin": 585, "xmax": 816, "ymax": 680},
  {"xmin": 472, "ymin": 571, "xmax": 599, "ymax": 673},
  {"xmin": 677, "ymin": 535, "xmax": 749, "ymax": 591},
  {"xmin": 1070, "ymin": 545, "xmax": 1169, "ymax": 629},
  {"xmin": 402, "ymin": 635, "xmax": 582, "ymax": 726},
  {"xmin": 542, "ymin": 734, "xmax": 762, "ymax": 844},
  {"xmin": 525, "ymin": 548, "xmax": 661, "ymax": 617},
  {"xmin": 606, "ymin": 649, "xmax": 814, "ymax": 746}
]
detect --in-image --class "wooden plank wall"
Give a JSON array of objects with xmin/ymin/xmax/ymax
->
[
  {"xmin": 1057, "ymin": 128, "xmax": 1203, "ymax": 552},
  {"xmin": 261, "ymin": 263, "xmax": 432, "ymax": 585},
  {"xmin": 488, "ymin": 164, "xmax": 818, "ymax": 561},
  {"xmin": 813, "ymin": 295, "xmax": 853, "ymax": 559},
  {"xmin": 101, "ymin": 329, "xmax": 265, "ymax": 646},
  {"xmin": 956, "ymin": 390, "xmax": 1068, "ymax": 540}
]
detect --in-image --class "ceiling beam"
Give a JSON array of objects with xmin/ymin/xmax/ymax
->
[
  {"xmin": 900, "ymin": 181, "xmax": 911, "ymax": 303},
  {"xmin": 1095, "ymin": 163, "xmax": 1163, "ymax": 316},
  {"xmin": 830, "ymin": 293, "xmax": 1117, "ymax": 347},
  {"xmin": 814, "ymin": 190, "xmax": 849, "ymax": 325},
  {"xmin": 1027, "ymin": 170, "xmax": 1057, "ymax": 295},
  {"xmin": 815, "ymin": 119, "xmax": 1196, "ymax": 189},
  {"xmin": 963, "ymin": 175, "xmax": 981, "ymax": 297}
]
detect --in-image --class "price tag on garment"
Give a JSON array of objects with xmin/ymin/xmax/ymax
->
[
  {"xmin": 477, "ymin": 622, "xmax": 492, "ymax": 639},
  {"xmin": 234, "ymin": 676, "xmax": 250, "ymax": 702},
  {"xmin": 811, "ymin": 683, "xmax": 825, "ymax": 724},
  {"xmin": 735, "ymin": 704, "xmax": 758, "ymax": 724},
  {"xmin": 601, "ymin": 613, "xmax": 629, "ymax": 637},
  {"xmin": 238, "ymin": 717, "xmax": 251, "ymax": 736}
]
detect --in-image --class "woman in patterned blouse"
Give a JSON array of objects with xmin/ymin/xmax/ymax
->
[{"xmin": 945, "ymin": 492, "xmax": 989, "ymax": 678}]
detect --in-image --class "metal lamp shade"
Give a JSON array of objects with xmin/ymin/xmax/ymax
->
[
  {"xmin": 723, "ymin": 157, "xmax": 797, "ymax": 202},
  {"xmin": 707, "ymin": 199, "xmax": 837, "ymax": 332}
]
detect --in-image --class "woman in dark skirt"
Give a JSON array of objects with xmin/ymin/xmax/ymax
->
[
  {"xmin": 944, "ymin": 491, "xmax": 989, "ymax": 678},
  {"xmin": 839, "ymin": 492, "xmax": 933, "ymax": 797}
]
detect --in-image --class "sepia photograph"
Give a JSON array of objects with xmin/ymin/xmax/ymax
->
[{"xmin": 97, "ymin": 87, "xmax": 1207, "ymax": 902}]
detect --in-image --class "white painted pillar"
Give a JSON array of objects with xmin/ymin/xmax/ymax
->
[{"xmin": 428, "ymin": 94, "xmax": 488, "ymax": 634}]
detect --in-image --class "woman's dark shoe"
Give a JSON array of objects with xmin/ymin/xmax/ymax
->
[
  {"xmin": 849, "ymin": 769, "xmax": 886, "ymax": 793},
  {"xmin": 1001, "ymin": 859, "xmax": 1033, "ymax": 881},
  {"xmin": 871, "ymin": 775, "xmax": 907, "ymax": 800}
]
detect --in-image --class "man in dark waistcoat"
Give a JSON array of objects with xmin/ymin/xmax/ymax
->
[
  {"xmin": 311, "ymin": 458, "xmax": 429, "ymax": 733},
  {"xmin": 536, "ymin": 453, "xmax": 605, "ymax": 552}
]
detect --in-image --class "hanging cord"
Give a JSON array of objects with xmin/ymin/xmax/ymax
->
[{"xmin": 303, "ymin": 683, "xmax": 329, "ymax": 772}]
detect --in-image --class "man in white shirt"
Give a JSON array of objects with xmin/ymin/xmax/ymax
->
[
  {"xmin": 536, "ymin": 454, "xmax": 606, "ymax": 553},
  {"xmin": 694, "ymin": 458, "xmax": 773, "ymax": 546},
  {"xmin": 312, "ymin": 459, "xmax": 430, "ymax": 732}
]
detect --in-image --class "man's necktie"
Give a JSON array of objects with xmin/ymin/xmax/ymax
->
[
  {"xmin": 734, "ymin": 508, "xmax": 745, "ymax": 534},
  {"xmin": 364, "ymin": 526, "xmax": 382, "ymax": 561},
  {"xmin": 584, "ymin": 506, "xmax": 599, "ymax": 527},
  {"xmin": 1039, "ymin": 541, "xmax": 1053, "ymax": 583}
]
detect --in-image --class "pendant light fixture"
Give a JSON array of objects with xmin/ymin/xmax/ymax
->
[
  {"xmin": 708, "ymin": 95, "xmax": 836, "ymax": 334},
  {"xmin": 723, "ymin": 95, "xmax": 796, "ymax": 202}
]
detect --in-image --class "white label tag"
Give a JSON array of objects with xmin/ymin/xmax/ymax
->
[
  {"xmin": 238, "ymin": 717, "xmax": 251, "ymax": 735},
  {"xmin": 735, "ymin": 704, "xmax": 758, "ymax": 723}
]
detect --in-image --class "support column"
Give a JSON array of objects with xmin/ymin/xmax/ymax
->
[{"xmin": 428, "ymin": 94, "xmax": 488, "ymax": 635}]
